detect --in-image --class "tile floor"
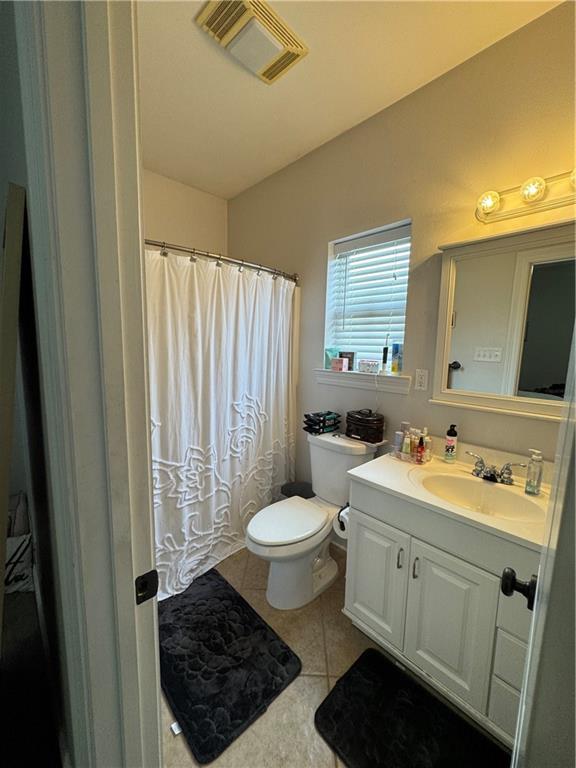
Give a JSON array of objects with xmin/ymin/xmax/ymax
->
[{"xmin": 161, "ymin": 544, "xmax": 378, "ymax": 768}]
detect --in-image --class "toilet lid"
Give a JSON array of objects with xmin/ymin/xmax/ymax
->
[{"xmin": 247, "ymin": 496, "xmax": 328, "ymax": 546}]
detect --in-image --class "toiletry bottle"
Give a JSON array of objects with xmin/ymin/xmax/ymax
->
[
  {"xmin": 402, "ymin": 431, "xmax": 411, "ymax": 458},
  {"xmin": 525, "ymin": 449, "xmax": 543, "ymax": 496},
  {"xmin": 422, "ymin": 427, "xmax": 432, "ymax": 462},
  {"xmin": 393, "ymin": 430, "xmax": 404, "ymax": 455},
  {"xmin": 417, "ymin": 434, "xmax": 425, "ymax": 464},
  {"xmin": 444, "ymin": 424, "xmax": 458, "ymax": 463},
  {"xmin": 411, "ymin": 429, "xmax": 420, "ymax": 461}
]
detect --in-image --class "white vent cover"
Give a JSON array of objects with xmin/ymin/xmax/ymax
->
[{"xmin": 196, "ymin": 1, "xmax": 308, "ymax": 84}]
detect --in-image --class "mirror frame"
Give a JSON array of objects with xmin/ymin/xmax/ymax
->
[{"xmin": 431, "ymin": 221, "xmax": 575, "ymax": 421}]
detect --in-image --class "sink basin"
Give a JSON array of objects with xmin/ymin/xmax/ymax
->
[{"xmin": 412, "ymin": 472, "xmax": 544, "ymax": 523}]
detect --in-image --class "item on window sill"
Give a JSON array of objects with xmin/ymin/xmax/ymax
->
[
  {"xmin": 339, "ymin": 351, "xmax": 355, "ymax": 371},
  {"xmin": 346, "ymin": 409, "xmax": 385, "ymax": 443},
  {"xmin": 324, "ymin": 347, "xmax": 340, "ymax": 369},
  {"xmin": 390, "ymin": 342, "xmax": 403, "ymax": 373},
  {"xmin": 357, "ymin": 359, "xmax": 380, "ymax": 374},
  {"xmin": 331, "ymin": 357, "xmax": 349, "ymax": 372},
  {"xmin": 444, "ymin": 424, "xmax": 458, "ymax": 463},
  {"xmin": 381, "ymin": 344, "xmax": 389, "ymax": 371}
]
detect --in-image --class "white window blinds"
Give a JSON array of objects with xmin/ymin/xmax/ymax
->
[{"xmin": 325, "ymin": 224, "xmax": 411, "ymax": 362}]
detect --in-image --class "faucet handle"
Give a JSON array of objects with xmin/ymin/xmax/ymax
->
[
  {"xmin": 500, "ymin": 462, "xmax": 528, "ymax": 485},
  {"xmin": 466, "ymin": 451, "xmax": 486, "ymax": 477}
]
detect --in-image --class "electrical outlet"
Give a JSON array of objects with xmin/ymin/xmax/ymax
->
[
  {"xmin": 415, "ymin": 368, "xmax": 429, "ymax": 390},
  {"xmin": 473, "ymin": 347, "xmax": 503, "ymax": 363}
]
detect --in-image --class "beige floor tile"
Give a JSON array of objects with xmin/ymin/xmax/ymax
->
[
  {"xmin": 321, "ymin": 582, "xmax": 378, "ymax": 678},
  {"xmin": 162, "ymin": 678, "xmax": 334, "ymax": 768},
  {"xmin": 241, "ymin": 589, "xmax": 327, "ymax": 675},
  {"xmin": 242, "ymin": 552, "xmax": 270, "ymax": 590},
  {"xmin": 215, "ymin": 548, "xmax": 248, "ymax": 590}
]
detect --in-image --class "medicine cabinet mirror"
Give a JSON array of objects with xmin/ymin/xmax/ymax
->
[{"xmin": 432, "ymin": 221, "xmax": 575, "ymax": 420}]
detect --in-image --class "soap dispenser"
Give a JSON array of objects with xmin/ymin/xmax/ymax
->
[
  {"xmin": 444, "ymin": 424, "xmax": 458, "ymax": 463},
  {"xmin": 525, "ymin": 449, "xmax": 543, "ymax": 496}
]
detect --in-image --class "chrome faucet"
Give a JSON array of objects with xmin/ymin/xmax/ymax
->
[
  {"xmin": 499, "ymin": 461, "xmax": 528, "ymax": 486},
  {"xmin": 466, "ymin": 452, "xmax": 526, "ymax": 485}
]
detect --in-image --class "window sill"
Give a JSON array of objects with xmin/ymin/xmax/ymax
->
[{"xmin": 314, "ymin": 368, "xmax": 412, "ymax": 394}]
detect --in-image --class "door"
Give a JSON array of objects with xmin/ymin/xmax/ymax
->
[
  {"xmin": 404, "ymin": 539, "xmax": 499, "ymax": 711},
  {"xmin": 14, "ymin": 3, "xmax": 160, "ymax": 766},
  {"xmin": 0, "ymin": 184, "xmax": 25, "ymax": 651},
  {"xmin": 512, "ymin": 333, "xmax": 575, "ymax": 767},
  {"xmin": 345, "ymin": 509, "xmax": 410, "ymax": 650}
]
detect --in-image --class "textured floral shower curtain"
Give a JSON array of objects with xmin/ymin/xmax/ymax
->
[{"xmin": 145, "ymin": 250, "xmax": 297, "ymax": 599}]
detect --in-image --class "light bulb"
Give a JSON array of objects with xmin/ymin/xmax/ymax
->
[
  {"xmin": 477, "ymin": 190, "xmax": 501, "ymax": 215},
  {"xmin": 520, "ymin": 176, "xmax": 546, "ymax": 203}
]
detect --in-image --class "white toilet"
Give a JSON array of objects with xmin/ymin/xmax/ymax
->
[{"xmin": 246, "ymin": 432, "xmax": 377, "ymax": 609}]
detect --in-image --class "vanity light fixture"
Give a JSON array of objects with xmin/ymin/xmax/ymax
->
[
  {"xmin": 475, "ymin": 169, "xmax": 576, "ymax": 223},
  {"xmin": 520, "ymin": 176, "xmax": 546, "ymax": 203},
  {"xmin": 476, "ymin": 190, "xmax": 501, "ymax": 215}
]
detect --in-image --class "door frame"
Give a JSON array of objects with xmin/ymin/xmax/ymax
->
[
  {"xmin": 11, "ymin": 0, "xmax": 574, "ymax": 765},
  {"xmin": 511, "ymin": 329, "xmax": 575, "ymax": 766},
  {"xmin": 13, "ymin": 2, "xmax": 160, "ymax": 766}
]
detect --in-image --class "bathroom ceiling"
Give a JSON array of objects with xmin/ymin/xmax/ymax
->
[{"xmin": 138, "ymin": 1, "xmax": 560, "ymax": 199}]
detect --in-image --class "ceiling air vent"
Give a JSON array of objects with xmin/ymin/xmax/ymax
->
[{"xmin": 196, "ymin": 1, "xmax": 308, "ymax": 84}]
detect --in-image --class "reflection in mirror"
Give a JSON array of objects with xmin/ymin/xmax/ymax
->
[
  {"xmin": 448, "ymin": 244, "xmax": 575, "ymax": 400},
  {"xmin": 517, "ymin": 260, "xmax": 574, "ymax": 399}
]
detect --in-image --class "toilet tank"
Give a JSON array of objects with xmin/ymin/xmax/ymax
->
[{"xmin": 307, "ymin": 433, "xmax": 378, "ymax": 506}]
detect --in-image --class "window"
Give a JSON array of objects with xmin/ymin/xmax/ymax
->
[{"xmin": 325, "ymin": 223, "xmax": 411, "ymax": 366}]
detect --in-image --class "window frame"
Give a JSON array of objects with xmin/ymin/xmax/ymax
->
[{"xmin": 317, "ymin": 221, "xmax": 412, "ymax": 394}]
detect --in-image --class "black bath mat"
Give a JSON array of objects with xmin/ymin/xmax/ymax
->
[
  {"xmin": 315, "ymin": 649, "xmax": 511, "ymax": 768},
  {"xmin": 158, "ymin": 569, "xmax": 301, "ymax": 764}
]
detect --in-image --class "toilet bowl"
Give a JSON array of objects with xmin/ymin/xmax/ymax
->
[{"xmin": 246, "ymin": 433, "xmax": 378, "ymax": 609}]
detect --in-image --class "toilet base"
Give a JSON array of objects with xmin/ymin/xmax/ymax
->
[{"xmin": 266, "ymin": 542, "xmax": 338, "ymax": 610}]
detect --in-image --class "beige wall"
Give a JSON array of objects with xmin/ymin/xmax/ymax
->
[
  {"xmin": 142, "ymin": 169, "xmax": 227, "ymax": 253},
  {"xmin": 228, "ymin": 4, "xmax": 574, "ymax": 479}
]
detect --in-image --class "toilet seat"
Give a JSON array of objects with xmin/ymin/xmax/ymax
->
[{"xmin": 247, "ymin": 496, "xmax": 328, "ymax": 546}]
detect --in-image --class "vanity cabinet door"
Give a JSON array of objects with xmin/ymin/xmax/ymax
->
[
  {"xmin": 345, "ymin": 509, "xmax": 411, "ymax": 650},
  {"xmin": 404, "ymin": 540, "xmax": 499, "ymax": 712}
]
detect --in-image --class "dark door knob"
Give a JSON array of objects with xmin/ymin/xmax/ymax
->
[
  {"xmin": 448, "ymin": 360, "xmax": 462, "ymax": 371},
  {"xmin": 501, "ymin": 567, "xmax": 538, "ymax": 611}
]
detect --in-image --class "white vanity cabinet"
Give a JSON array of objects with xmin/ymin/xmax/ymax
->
[
  {"xmin": 343, "ymin": 471, "xmax": 541, "ymax": 746},
  {"xmin": 345, "ymin": 513, "xmax": 410, "ymax": 650},
  {"xmin": 404, "ymin": 539, "xmax": 498, "ymax": 711},
  {"xmin": 345, "ymin": 509, "xmax": 498, "ymax": 712}
]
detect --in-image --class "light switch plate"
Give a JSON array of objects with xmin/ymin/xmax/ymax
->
[
  {"xmin": 415, "ymin": 368, "xmax": 429, "ymax": 390},
  {"xmin": 474, "ymin": 347, "xmax": 503, "ymax": 363}
]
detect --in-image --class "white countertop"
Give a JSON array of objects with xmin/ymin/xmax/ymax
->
[{"xmin": 348, "ymin": 454, "xmax": 547, "ymax": 551}]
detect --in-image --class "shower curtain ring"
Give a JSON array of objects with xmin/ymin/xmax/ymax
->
[
  {"xmin": 272, "ymin": 270, "xmax": 279, "ymax": 280},
  {"xmin": 257, "ymin": 267, "xmax": 262, "ymax": 276},
  {"xmin": 238, "ymin": 261, "xmax": 244, "ymax": 273},
  {"xmin": 189, "ymin": 250, "xmax": 197, "ymax": 263},
  {"xmin": 160, "ymin": 242, "xmax": 168, "ymax": 257},
  {"xmin": 216, "ymin": 256, "xmax": 223, "ymax": 268}
]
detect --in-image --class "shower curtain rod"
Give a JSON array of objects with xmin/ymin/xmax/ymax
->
[{"xmin": 144, "ymin": 238, "xmax": 299, "ymax": 284}]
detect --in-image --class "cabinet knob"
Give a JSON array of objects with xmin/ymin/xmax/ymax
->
[
  {"xmin": 412, "ymin": 557, "xmax": 420, "ymax": 579},
  {"xmin": 501, "ymin": 567, "xmax": 538, "ymax": 611}
]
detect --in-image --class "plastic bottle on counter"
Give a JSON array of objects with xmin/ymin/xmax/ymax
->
[{"xmin": 444, "ymin": 424, "xmax": 458, "ymax": 463}]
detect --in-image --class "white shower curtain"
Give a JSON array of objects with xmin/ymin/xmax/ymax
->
[{"xmin": 145, "ymin": 250, "xmax": 297, "ymax": 599}]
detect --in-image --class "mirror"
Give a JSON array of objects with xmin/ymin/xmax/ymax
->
[{"xmin": 433, "ymin": 223, "xmax": 575, "ymax": 419}]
